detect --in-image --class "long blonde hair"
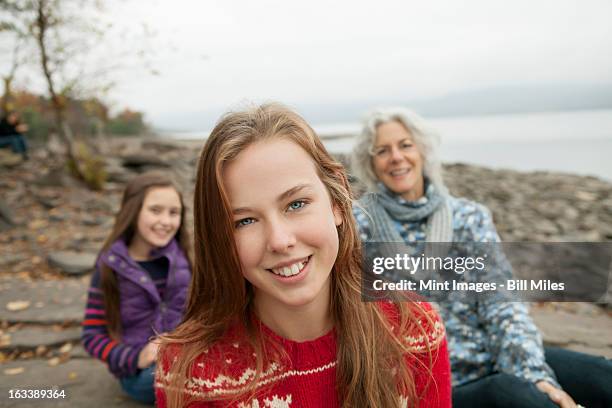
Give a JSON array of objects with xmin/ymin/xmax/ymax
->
[{"xmin": 158, "ymin": 103, "xmax": 437, "ymax": 407}]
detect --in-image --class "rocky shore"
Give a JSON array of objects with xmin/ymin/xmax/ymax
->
[
  {"xmin": 2, "ymin": 136, "xmax": 611, "ymax": 261},
  {"xmin": 0, "ymin": 136, "xmax": 610, "ymax": 406}
]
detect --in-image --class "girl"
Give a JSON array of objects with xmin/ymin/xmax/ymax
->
[
  {"xmin": 81, "ymin": 172, "xmax": 192, "ymax": 404},
  {"xmin": 155, "ymin": 104, "xmax": 451, "ymax": 407}
]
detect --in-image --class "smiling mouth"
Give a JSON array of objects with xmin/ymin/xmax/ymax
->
[
  {"xmin": 267, "ymin": 256, "xmax": 311, "ymax": 277},
  {"xmin": 389, "ymin": 168, "xmax": 410, "ymax": 177}
]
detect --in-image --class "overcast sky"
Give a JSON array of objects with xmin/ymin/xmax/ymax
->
[{"xmin": 4, "ymin": 0, "xmax": 612, "ymax": 130}]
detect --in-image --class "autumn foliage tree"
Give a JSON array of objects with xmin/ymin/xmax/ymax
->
[
  {"xmin": 107, "ymin": 109, "xmax": 145, "ymax": 136},
  {"xmin": 7, "ymin": 89, "xmax": 146, "ymax": 140}
]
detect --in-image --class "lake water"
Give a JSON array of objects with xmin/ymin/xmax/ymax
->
[
  {"xmin": 319, "ymin": 110, "xmax": 612, "ymax": 181},
  {"xmin": 168, "ymin": 109, "xmax": 612, "ymax": 181}
]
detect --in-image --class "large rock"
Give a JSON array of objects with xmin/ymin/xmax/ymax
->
[
  {"xmin": 0, "ymin": 278, "xmax": 87, "ymax": 324},
  {"xmin": 0, "ymin": 326, "xmax": 81, "ymax": 352},
  {"xmin": 32, "ymin": 167, "xmax": 83, "ymax": 188},
  {"xmin": 104, "ymin": 157, "xmax": 134, "ymax": 183},
  {"xmin": 47, "ymin": 252, "xmax": 97, "ymax": 276},
  {"xmin": 532, "ymin": 306, "xmax": 612, "ymax": 358},
  {"xmin": 141, "ymin": 139, "xmax": 183, "ymax": 152},
  {"xmin": 442, "ymin": 163, "xmax": 612, "ymax": 243},
  {"xmin": 0, "ymin": 358, "xmax": 144, "ymax": 407},
  {"xmin": 120, "ymin": 153, "xmax": 171, "ymax": 170},
  {"xmin": 0, "ymin": 253, "xmax": 28, "ymax": 267}
]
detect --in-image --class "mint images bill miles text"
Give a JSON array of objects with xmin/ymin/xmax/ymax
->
[{"xmin": 371, "ymin": 279, "xmax": 565, "ymax": 292}]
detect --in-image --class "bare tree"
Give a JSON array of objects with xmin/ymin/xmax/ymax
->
[
  {"xmin": 1, "ymin": 0, "xmax": 157, "ymax": 188},
  {"xmin": 32, "ymin": 0, "xmax": 75, "ymax": 147},
  {"xmin": 0, "ymin": 0, "xmax": 29, "ymax": 114}
]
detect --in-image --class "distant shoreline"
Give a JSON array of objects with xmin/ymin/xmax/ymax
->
[{"xmin": 156, "ymin": 107, "xmax": 612, "ymax": 140}]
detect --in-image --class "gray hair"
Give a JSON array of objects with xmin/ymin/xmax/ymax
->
[{"xmin": 350, "ymin": 107, "xmax": 446, "ymax": 194}]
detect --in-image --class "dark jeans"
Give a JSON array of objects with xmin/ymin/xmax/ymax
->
[
  {"xmin": 453, "ymin": 347, "xmax": 612, "ymax": 408},
  {"xmin": 119, "ymin": 365, "xmax": 155, "ymax": 405},
  {"xmin": 0, "ymin": 134, "xmax": 28, "ymax": 157}
]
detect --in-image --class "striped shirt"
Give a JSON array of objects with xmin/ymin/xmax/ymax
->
[{"xmin": 81, "ymin": 260, "xmax": 167, "ymax": 377}]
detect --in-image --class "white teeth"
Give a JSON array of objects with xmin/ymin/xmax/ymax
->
[
  {"xmin": 270, "ymin": 259, "xmax": 307, "ymax": 277},
  {"xmin": 390, "ymin": 169, "xmax": 409, "ymax": 176}
]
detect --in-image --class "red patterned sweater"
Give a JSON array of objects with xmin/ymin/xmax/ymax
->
[{"xmin": 155, "ymin": 302, "xmax": 451, "ymax": 407}]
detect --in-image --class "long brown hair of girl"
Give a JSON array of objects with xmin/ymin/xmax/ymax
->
[
  {"xmin": 158, "ymin": 104, "xmax": 441, "ymax": 408},
  {"xmin": 99, "ymin": 171, "xmax": 192, "ymax": 339}
]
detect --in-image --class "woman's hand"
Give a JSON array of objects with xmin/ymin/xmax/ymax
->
[
  {"xmin": 536, "ymin": 381, "xmax": 577, "ymax": 408},
  {"xmin": 137, "ymin": 340, "xmax": 160, "ymax": 369}
]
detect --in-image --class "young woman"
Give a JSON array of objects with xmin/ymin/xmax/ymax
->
[
  {"xmin": 155, "ymin": 104, "xmax": 451, "ymax": 407},
  {"xmin": 81, "ymin": 172, "xmax": 192, "ymax": 404}
]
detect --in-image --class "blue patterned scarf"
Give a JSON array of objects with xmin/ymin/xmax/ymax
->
[{"xmin": 358, "ymin": 181, "xmax": 454, "ymax": 244}]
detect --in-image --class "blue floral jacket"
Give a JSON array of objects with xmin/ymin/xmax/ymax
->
[{"xmin": 353, "ymin": 193, "xmax": 558, "ymax": 387}]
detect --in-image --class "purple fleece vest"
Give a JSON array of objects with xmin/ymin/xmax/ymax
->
[{"xmin": 97, "ymin": 238, "xmax": 191, "ymax": 347}]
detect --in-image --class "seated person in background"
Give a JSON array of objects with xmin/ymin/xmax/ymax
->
[
  {"xmin": 0, "ymin": 111, "xmax": 29, "ymax": 160},
  {"xmin": 81, "ymin": 172, "xmax": 192, "ymax": 405},
  {"xmin": 351, "ymin": 106, "xmax": 612, "ymax": 408}
]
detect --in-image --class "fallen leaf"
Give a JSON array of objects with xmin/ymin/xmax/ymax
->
[
  {"xmin": 28, "ymin": 219, "xmax": 48, "ymax": 230},
  {"xmin": 35, "ymin": 345, "xmax": 47, "ymax": 356},
  {"xmin": 4, "ymin": 367, "xmax": 24, "ymax": 375},
  {"xmin": 58, "ymin": 343, "xmax": 72, "ymax": 354},
  {"xmin": 48, "ymin": 357, "xmax": 60, "ymax": 366},
  {"xmin": 6, "ymin": 300, "xmax": 30, "ymax": 312},
  {"xmin": 8, "ymin": 323, "xmax": 22, "ymax": 332},
  {"xmin": 0, "ymin": 334, "xmax": 11, "ymax": 347},
  {"xmin": 68, "ymin": 371, "xmax": 78, "ymax": 380}
]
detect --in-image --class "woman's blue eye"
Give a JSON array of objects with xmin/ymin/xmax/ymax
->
[
  {"xmin": 236, "ymin": 218, "xmax": 255, "ymax": 228},
  {"xmin": 288, "ymin": 200, "xmax": 306, "ymax": 211}
]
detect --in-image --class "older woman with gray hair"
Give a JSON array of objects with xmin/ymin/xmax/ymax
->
[{"xmin": 352, "ymin": 107, "xmax": 612, "ymax": 408}]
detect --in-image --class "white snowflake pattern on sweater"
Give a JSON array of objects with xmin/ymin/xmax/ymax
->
[{"xmin": 238, "ymin": 394, "xmax": 292, "ymax": 408}]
